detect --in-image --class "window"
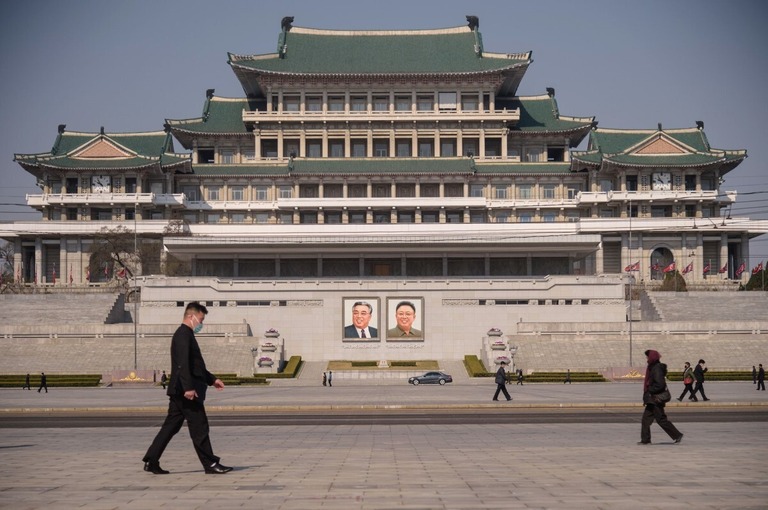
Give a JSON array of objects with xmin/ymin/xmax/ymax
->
[
  {"xmin": 373, "ymin": 140, "xmax": 388, "ymax": 158},
  {"xmin": 328, "ymin": 140, "xmax": 345, "ymax": 158},
  {"xmin": 254, "ymin": 212, "xmax": 269, "ymax": 223},
  {"xmin": 305, "ymin": 96, "xmax": 322, "ymax": 112},
  {"xmin": 396, "ymin": 140, "xmax": 412, "ymax": 157},
  {"xmin": 374, "ymin": 211, "xmax": 391, "ymax": 223},
  {"xmin": 518, "ymin": 213, "xmax": 533, "ymax": 223},
  {"xmin": 208, "ymin": 186, "xmax": 221, "ymax": 201},
  {"xmin": 283, "ymin": 96, "xmax": 300, "ymax": 112},
  {"xmin": 420, "ymin": 184, "xmax": 439, "ymax": 197},
  {"xmin": 599, "ymin": 179, "xmax": 613, "ymax": 193},
  {"xmin": 261, "ymin": 140, "xmax": 278, "ymax": 159},
  {"xmin": 255, "ymin": 186, "xmax": 269, "ymax": 201},
  {"xmin": 349, "ymin": 210, "xmax": 366, "ymax": 223},
  {"xmin": 373, "ymin": 184, "xmax": 390, "ymax": 198},
  {"xmin": 350, "ymin": 96, "xmax": 367, "ymax": 112},
  {"xmin": 463, "ymin": 139, "xmax": 479, "ymax": 157},
  {"xmin": 351, "ymin": 140, "xmax": 367, "ymax": 157},
  {"xmin": 284, "ymin": 140, "xmax": 300, "ymax": 158},
  {"xmin": 230, "ymin": 213, "xmax": 246, "ymax": 223},
  {"xmin": 484, "ymin": 139, "xmax": 501, "ymax": 158},
  {"xmin": 324, "ymin": 211, "xmax": 342, "ymax": 224},
  {"xmin": 493, "ymin": 211, "xmax": 510, "ymax": 223},
  {"xmin": 685, "ymin": 175, "xmax": 696, "ymax": 191},
  {"xmin": 441, "ymin": 139, "xmax": 456, "ymax": 157},
  {"xmin": 517, "ymin": 184, "xmax": 533, "ymax": 199},
  {"xmin": 300, "ymin": 211, "xmax": 318, "ymax": 224},
  {"xmin": 470, "ymin": 184, "xmax": 485, "ymax": 198},
  {"xmin": 372, "ymin": 95, "xmax": 388, "ymax": 112},
  {"xmin": 470, "ymin": 210, "xmax": 486, "ymax": 223},
  {"xmin": 524, "ymin": 147, "xmax": 541, "ymax": 162},
  {"xmin": 396, "ymin": 184, "xmax": 415, "ymax": 197},
  {"xmin": 599, "ymin": 209, "xmax": 614, "ymax": 218},
  {"xmin": 418, "ymin": 140, "xmax": 433, "ymax": 157},
  {"xmin": 421, "ymin": 210, "xmax": 439, "ymax": 223},
  {"xmin": 542, "ymin": 184, "xmax": 556, "ymax": 199},
  {"xmin": 417, "ymin": 95, "xmax": 433, "ymax": 111},
  {"xmin": 348, "ymin": 184, "xmax": 366, "ymax": 198},
  {"xmin": 507, "ymin": 146, "xmax": 520, "ymax": 160},
  {"xmin": 125, "ymin": 178, "xmax": 137, "ymax": 193},
  {"xmin": 395, "ymin": 96, "xmax": 411, "ymax": 112},
  {"xmin": 547, "ymin": 147, "xmax": 565, "ymax": 162},
  {"xmin": 685, "ymin": 204, "xmax": 696, "ymax": 218},
  {"xmin": 242, "ymin": 149, "xmax": 256, "ymax": 162},
  {"xmin": 278, "ymin": 185, "xmax": 293, "ymax": 199},
  {"xmin": 278, "ymin": 212, "xmax": 294, "ymax": 224},
  {"xmin": 323, "ymin": 184, "xmax": 343, "ymax": 198},
  {"xmin": 438, "ymin": 92, "xmax": 457, "ymax": 110},
  {"xmin": 183, "ymin": 212, "xmax": 198, "ymax": 224},
  {"xmin": 300, "ymin": 184, "xmax": 318, "ymax": 198},
  {"xmin": 626, "ymin": 176, "xmax": 638, "ymax": 192},
  {"xmin": 66, "ymin": 208, "xmax": 78, "ymax": 220},
  {"xmin": 306, "ymin": 140, "xmax": 322, "ymax": 158},
  {"xmin": 444, "ymin": 183, "xmax": 463, "ymax": 197},
  {"xmin": 220, "ymin": 149, "xmax": 235, "ymax": 164},
  {"xmin": 198, "ymin": 148, "xmax": 214, "ymax": 164},
  {"xmin": 543, "ymin": 212, "xmax": 556, "ymax": 222},
  {"xmin": 206, "ymin": 213, "xmax": 221, "ymax": 223},
  {"xmin": 182, "ymin": 185, "xmax": 199, "ymax": 201},
  {"xmin": 493, "ymin": 185, "xmax": 509, "ymax": 199},
  {"xmin": 230, "ymin": 186, "xmax": 244, "ymax": 201},
  {"xmin": 328, "ymin": 96, "xmax": 344, "ymax": 112},
  {"xmin": 446, "ymin": 211, "xmax": 463, "ymax": 223},
  {"xmin": 461, "ymin": 94, "xmax": 478, "ymax": 111},
  {"xmin": 566, "ymin": 184, "xmax": 581, "ymax": 200},
  {"xmin": 397, "ymin": 211, "xmax": 414, "ymax": 223}
]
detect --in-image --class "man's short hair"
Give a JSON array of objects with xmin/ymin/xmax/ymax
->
[
  {"xmin": 352, "ymin": 301, "xmax": 373, "ymax": 313},
  {"xmin": 395, "ymin": 301, "xmax": 416, "ymax": 313},
  {"xmin": 185, "ymin": 301, "xmax": 208, "ymax": 316}
]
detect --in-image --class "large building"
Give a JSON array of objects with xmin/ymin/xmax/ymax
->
[{"xmin": 2, "ymin": 17, "xmax": 767, "ymax": 366}]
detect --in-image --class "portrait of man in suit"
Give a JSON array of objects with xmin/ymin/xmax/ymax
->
[
  {"xmin": 386, "ymin": 298, "xmax": 424, "ymax": 340},
  {"xmin": 343, "ymin": 299, "xmax": 379, "ymax": 339}
]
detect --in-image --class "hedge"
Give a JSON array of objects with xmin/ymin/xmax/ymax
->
[
  {"xmin": 667, "ymin": 370, "xmax": 752, "ymax": 382},
  {"xmin": 0, "ymin": 374, "xmax": 102, "ymax": 388}
]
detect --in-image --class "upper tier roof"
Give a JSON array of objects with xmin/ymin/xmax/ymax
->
[
  {"xmin": 14, "ymin": 128, "xmax": 191, "ymax": 178},
  {"xmin": 571, "ymin": 125, "xmax": 746, "ymax": 174},
  {"xmin": 228, "ymin": 22, "xmax": 531, "ymax": 97}
]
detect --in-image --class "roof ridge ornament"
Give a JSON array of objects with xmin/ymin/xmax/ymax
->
[{"xmin": 466, "ymin": 15, "xmax": 479, "ymax": 30}]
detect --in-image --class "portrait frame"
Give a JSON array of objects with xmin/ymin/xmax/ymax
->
[
  {"xmin": 386, "ymin": 297, "xmax": 425, "ymax": 341},
  {"xmin": 342, "ymin": 297, "xmax": 381, "ymax": 341}
]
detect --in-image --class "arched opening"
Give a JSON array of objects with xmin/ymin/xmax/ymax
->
[{"xmin": 649, "ymin": 247, "xmax": 674, "ymax": 281}]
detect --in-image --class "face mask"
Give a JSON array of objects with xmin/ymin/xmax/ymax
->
[{"xmin": 192, "ymin": 315, "xmax": 203, "ymax": 334}]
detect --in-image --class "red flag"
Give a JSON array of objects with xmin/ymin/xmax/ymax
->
[
  {"xmin": 69, "ymin": 265, "xmax": 73, "ymax": 285},
  {"xmin": 651, "ymin": 262, "xmax": 660, "ymax": 271},
  {"xmin": 104, "ymin": 263, "xmax": 110, "ymax": 278},
  {"xmin": 117, "ymin": 267, "xmax": 126, "ymax": 279},
  {"xmin": 718, "ymin": 263, "xmax": 728, "ymax": 274},
  {"xmin": 662, "ymin": 261, "xmax": 676, "ymax": 273},
  {"xmin": 624, "ymin": 261, "xmax": 639, "ymax": 272},
  {"xmin": 735, "ymin": 262, "xmax": 746, "ymax": 277},
  {"xmin": 702, "ymin": 263, "xmax": 711, "ymax": 274},
  {"xmin": 753, "ymin": 262, "xmax": 764, "ymax": 275},
  {"xmin": 85, "ymin": 268, "xmax": 90, "ymax": 281},
  {"xmin": 681, "ymin": 262, "xmax": 693, "ymax": 275}
]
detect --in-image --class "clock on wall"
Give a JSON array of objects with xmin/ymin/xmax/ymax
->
[
  {"xmin": 91, "ymin": 175, "xmax": 111, "ymax": 192},
  {"xmin": 652, "ymin": 172, "xmax": 671, "ymax": 191}
]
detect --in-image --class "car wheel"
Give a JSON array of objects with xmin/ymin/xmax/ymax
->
[
  {"xmin": 412, "ymin": 379, "xmax": 420, "ymax": 385},
  {"xmin": 439, "ymin": 379, "xmax": 446, "ymax": 385}
]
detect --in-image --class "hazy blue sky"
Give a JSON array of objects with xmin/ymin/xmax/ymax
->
[{"xmin": 1, "ymin": 0, "xmax": 766, "ymax": 263}]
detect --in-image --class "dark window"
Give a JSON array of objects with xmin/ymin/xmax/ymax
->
[
  {"xmin": 197, "ymin": 148, "xmax": 214, "ymax": 164},
  {"xmin": 547, "ymin": 147, "xmax": 565, "ymax": 162}
]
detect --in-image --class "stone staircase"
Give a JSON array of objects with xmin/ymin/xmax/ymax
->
[{"xmin": 647, "ymin": 291, "xmax": 767, "ymax": 322}]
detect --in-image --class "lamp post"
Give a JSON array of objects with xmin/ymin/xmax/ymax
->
[
  {"xmin": 251, "ymin": 347, "xmax": 259, "ymax": 372},
  {"xmin": 509, "ymin": 345, "xmax": 518, "ymax": 374},
  {"xmin": 627, "ymin": 197, "xmax": 633, "ymax": 367},
  {"xmin": 133, "ymin": 204, "xmax": 138, "ymax": 371}
]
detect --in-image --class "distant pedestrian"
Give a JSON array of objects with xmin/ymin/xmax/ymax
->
[
  {"xmin": 23, "ymin": 373, "xmax": 31, "ymax": 390},
  {"xmin": 322, "ymin": 372, "xmax": 327, "ymax": 386},
  {"xmin": 516, "ymin": 368, "xmax": 524, "ymax": 385},
  {"xmin": 691, "ymin": 359, "xmax": 710, "ymax": 401},
  {"xmin": 564, "ymin": 369, "xmax": 571, "ymax": 384},
  {"xmin": 676, "ymin": 362, "xmax": 696, "ymax": 401},
  {"xmin": 639, "ymin": 350, "xmax": 683, "ymax": 445},
  {"xmin": 753, "ymin": 365, "xmax": 758, "ymax": 384},
  {"xmin": 328, "ymin": 371, "xmax": 333, "ymax": 387},
  {"xmin": 492, "ymin": 361, "xmax": 512, "ymax": 401},
  {"xmin": 37, "ymin": 372, "xmax": 47, "ymax": 393},
  {"xmin": 757, "ymin": 364, "xmax": 765, "ymax": 391},
  {"xmin": 160, "ymin": 370, "xmax": 168, "ymax": 390}
]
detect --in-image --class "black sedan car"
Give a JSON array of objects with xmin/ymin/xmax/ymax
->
[{"xmin": 408, "ymin": 371, "xmax": 453, "ymax": 385}]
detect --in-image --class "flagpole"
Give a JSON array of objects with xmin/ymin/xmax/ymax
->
[
  {"xmin": 628, "ymin": 197, "xmax": 633, "ymax": 367},
  {"xmin": 134, "ymin": 205, "xmax": 138, "ymax": 371}
]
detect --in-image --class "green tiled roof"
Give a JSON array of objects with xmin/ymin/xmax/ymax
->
[
  {"xmin": 474, "ymin": 162, "xmax": 572, "ymax": 175},
  {"xmin": 14, "ymin": 129, "xmax": 190, "ymax": 174},
  {"xmin": 291, "ymin": 158, "xmax": 474, "ymax": 175},
  {"xmin": 229, "ymin": 26, "xmax": 528, "ymax": 75},
  {"xmin": 572, "ymin": 126, "xmax": 747, "ymax": 170},
  {"xmin": 191, "ymin": 165, "xmax": 289, "ymax": 177},
  {"xmin": 166, "ymin": 97, "xmax": 258, "ymax": 148},
  {"xmin": 499, "ymin": 94, "xmax": 593, "ymax": 139}
]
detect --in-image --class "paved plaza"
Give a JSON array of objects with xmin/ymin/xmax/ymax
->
[{"xmin": 1, "ymin": 381, "xmax": 766, "ymax": 509}]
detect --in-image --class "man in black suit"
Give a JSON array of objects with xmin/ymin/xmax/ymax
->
[
  {"xmin": 691, "ymin": 359, "xmax": 710, "ymax": 401},
  {"xmin": 344, "ymin": 301, "xmax": 378, "ymax": 338},
  {"xmin": 492, "ymin": 361, "xmax": 512, "ymax": 401},
  {"xmin": 142, "ymin": 302, "xmax": 232, "ymax": 475}
]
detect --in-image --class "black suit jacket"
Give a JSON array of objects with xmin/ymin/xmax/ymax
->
[
  {"xmin": 693, "ymin": 364, "xmax": 707, "ymax": 383},
  {"xmin": 344, "ymin": 325, "xmax": 378, "ymax": 338},
  {"xmin": 167, "ymin": 324, "xmax": 216, "ymax": 402}
]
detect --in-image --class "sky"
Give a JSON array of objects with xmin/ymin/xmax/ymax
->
[{"xmin": 1, "ymin": 0, "xmax": 766, "ymax": 264}]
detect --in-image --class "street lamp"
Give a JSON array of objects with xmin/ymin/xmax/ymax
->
[
  {"xmin": 509, "ymin": 345, "xmax": 518, "ymax": 374},
  {"xmin": 133, "ymin": 204, "xmax": 138, "ymax": 370},
  {"xmin": 250, "ymin": 347, "xmax": 259, "ymax": 371}
]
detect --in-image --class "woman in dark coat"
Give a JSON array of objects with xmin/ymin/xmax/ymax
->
[{"xmin": 639, "ymin": 349, "xmax": 684, "ymax": 445}]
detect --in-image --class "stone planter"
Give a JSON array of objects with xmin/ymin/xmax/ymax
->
[
  {"xmin": 261, "ymin": 343, "xmax": 277, "ymax": 351},
  {"xmin": 487, "ymin": 329, "xmax": 503, "ymax": 337},
  {"xmin": 494, "ymin": 357, "xmax": 510, "ymax": 365},
  {"xmin": 258, "ymin": 357, "xmax": 274, "ymax": 367},
  {"xmin": 264, "ymin": 331, "xmax": 280, "ymax": 338},
  {"xmin": 490, "ymin": 342, "xmax": 506, "ymax": 350}
]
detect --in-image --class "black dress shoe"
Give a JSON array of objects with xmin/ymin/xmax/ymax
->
[
  {"xmin": 204, "ymin": 462, "xmax": 233, "ymax": 474},
  {"xmin": 637, "ymin": 441, "xmax": 651, "ymax": 445},
  {"xmin": 144, "ymin": 462, "xmax": 169, "ymax": 475}
]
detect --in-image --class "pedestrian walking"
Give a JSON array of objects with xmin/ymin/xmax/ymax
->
[
  {"xmin": 160, "ymin": 370, "xmax": 168, "ymax": 390},
  {"xmin": 23, "ymin": 373, "xmax": 31, "ymax": 390},
  {"xmin": 328, "ymin": 370, "xmax": 333, "ymax": 387},
  {"xmin": 676, "ymin": 362, "xmax": 696, "ymax": 401},
  {"xmin": 142, "ymin": 301, "xmax": 232, "ymax": 475},
  {"xmin": 37, "ymin": 372, "xmax": 47, "ymax": 393},
  {"xmin": 564, "ymin": 369, "xmax": 571, "ymax": 384},
  {"xmin": 690, "ymin": 359, "xmax": 710, "ymax": 401},
  {"xmin": 757, "ymin": 364, "xmax": 765, "ymax": 391},
  {"xmin": 753, "ymin": 365, "xmax": 757, "ymax": 384},
  {"xmin": 322, "ymin": 372, "xmax": 327, "ymax": 386},
  {"xmin": 492, "ymin": 361, "xmax": 512, "ymax": 401},
  {"xmin": 516, "ymin": 368, "xmax": 524, "ymax": 385},
  {"xmin": 639, "ymin": 349, "xmax": 683, "ymax": 445}
]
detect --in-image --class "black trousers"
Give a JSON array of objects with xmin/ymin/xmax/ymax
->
[
  {"xmin": 493, "ymin": 383, "xmax": 511, "ymax": 400},
  {"xmin": 758, "ymin": 380, "xmax": 765, "ymax": 391},
  {"xmin": 143, "ymin": 395, "xmax": 219, "ymax": 468},
  {"xmin": 691, "ymin": 381, "xmax": 708, "ymax": 400},
  {"xmin": 678, "ymin": 382, "xmax": 695, "ymax": 400},
  {"xmin": 641, "ymin": 403, "xmax": 682, "ymax": 443}
]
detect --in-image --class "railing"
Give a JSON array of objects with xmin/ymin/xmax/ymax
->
[
  {"xmin": 242, "ymin": 107, "xmax": 520, "ymax": 124},
  {"xmin": 577, "ymin": 189, "xmax": 726, "ymax": 204},
  {"xmin": 26, "ymin": 193, "xmax": 187, "ymax": 207}
]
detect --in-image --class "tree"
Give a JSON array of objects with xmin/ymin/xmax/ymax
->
[
  {"xmin": 0, "ymin": 241, "xmax": 14, "ymax": 290},
  {"xmin": 90, "ymin": 226, "xmax": 156, "ymax": 279},
  {"xmin": 658, "ymin": 270, "xmax": 688, "ymax": 292}
]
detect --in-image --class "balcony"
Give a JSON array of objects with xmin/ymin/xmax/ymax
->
[
  {"xmin": 26, "ymin": 193, "xmax": 187, "ymax": 208},
  {"xmin": 577, "ymin": 190, "xmax": 726, "ymax": 204},
  {"xmin": 243, "ymin": 107, "xmax": 520, "ymax": 125}
]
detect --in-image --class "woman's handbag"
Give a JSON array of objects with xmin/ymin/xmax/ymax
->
[
  {"xmin": 652, "ymin": 388, "xmax": 672, "ymax": 404},
  {"xmin": 683, "ymin": 376, "xmax": 693, "ymax": 385}
]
